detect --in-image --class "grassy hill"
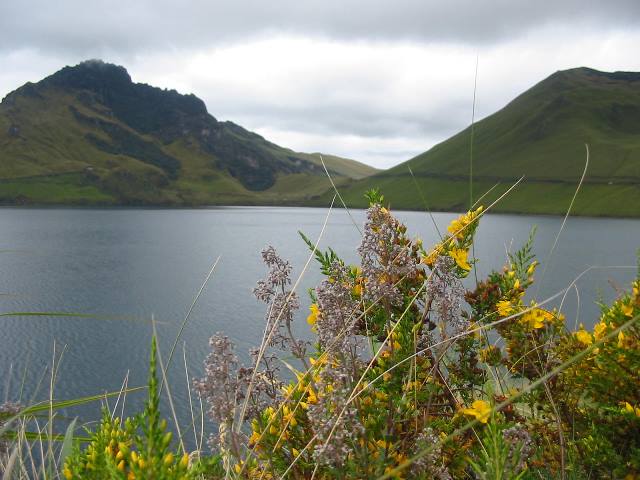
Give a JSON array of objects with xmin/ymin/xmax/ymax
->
[
  {"xmin": 313, "ymin": 68, "xmax": 640, "ymax": 217},
  {"xmin": 0, "ymin": 60, "xmax": 377, "ymax": 206}
]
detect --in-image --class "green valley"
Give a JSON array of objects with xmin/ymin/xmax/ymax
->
[{"xmin": 313, "ymin": 68, "xmax": 640, "ymax": 217}]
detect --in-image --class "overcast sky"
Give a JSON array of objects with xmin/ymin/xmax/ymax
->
[{"xmin": 1, "ymin": 1, "xmax": 639, "ymax": 168}]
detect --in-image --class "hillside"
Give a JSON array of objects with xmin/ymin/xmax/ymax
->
[
  {"xmin": 0, "ymin": 60, "xmax": 377, "ymax": 206},
  {"xmin": 316, "ymin": 68, "xmax": 640, "ymax": 217}
]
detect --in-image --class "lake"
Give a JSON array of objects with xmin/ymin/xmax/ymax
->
[{"xmin": 0, "ymin": 206, "xmax": 638, "ymax": 447}]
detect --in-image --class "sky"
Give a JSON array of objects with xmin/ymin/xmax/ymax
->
[{"xmin": 1, "ymin": 1, "xmax": 639, "ymax": 169}]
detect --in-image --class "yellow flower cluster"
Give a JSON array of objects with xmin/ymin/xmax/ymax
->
[
  {"xmin": 307, "ymin": 303, "xmax": 319, "ymax": 326},
  {"xmin": 496, "ymin": 300, "xmax": 514, "ymax": 316},
  {"xmin": 519, "ymin": 307, "xmax": 554, "ymax": 330},
  {"xmin": 461, "ymin": 399, "xmax": 492, "ymax": 424},
  {"xmin": 575, "ymin": 324, "xmax": 593, "ymax": 346},
  {"xmin": 450, "ymin": 248, "xmax": 471, "ymax": 271},
  {"xmin": 421, "ymin": 207, "xmax": 483, "ymax": 273},
  {"xmin": 63, "ymin": 417, "xmax": 190, "ymax": 480},
  {"xmin": 573, "ymin": 288, "xmax": 638, "ymax": 351},
  {"xmin": 447, "ymin": 206, "xmax": 484, "ymax": 240},
  {"xmin": 622, "ymin": 402, "xmax": 640, "ymax": 417},
  {"xmin": 422, "ymin": 244, "xmax": 444, "ymax": 267},
  {"xmin": 248, "ymin": 360, "xmax": 330, "ymax": 455}
]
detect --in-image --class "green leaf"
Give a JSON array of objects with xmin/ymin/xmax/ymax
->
[{"xmin": 60, "ymin": 417, "xmax": 78, "ymax": 466}]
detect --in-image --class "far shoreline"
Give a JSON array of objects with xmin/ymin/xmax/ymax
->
[{"xmin": 1, "ymin": 202, "xmax": 640, "ymax": 220}]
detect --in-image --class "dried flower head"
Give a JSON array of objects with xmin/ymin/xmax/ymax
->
[
  {"xmin": 502, "ymin": 424, "xmax": 534, "ymax": 472},
  {"xmin": 358, "ymin": 204, "xmax": 419, "ymax": 308},
  {"xmin": 426, "ymin": 255, "xmax": 467, "ymax": 335},
  {"xmin": 410, "ymin": 427, "xmax": 452, "ymax": 479},
  {"xmin": 254, "ymin": 246, "xmax": 307, "ymax": 359}
]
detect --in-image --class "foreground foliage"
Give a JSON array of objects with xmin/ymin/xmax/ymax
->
[
  {"xmin": 192, "ymin": 191, "xmax": 640, "ymax": 479},
  {"xmin": 1, "ymin": 190, "xmax": 638, "ymax": 479}
]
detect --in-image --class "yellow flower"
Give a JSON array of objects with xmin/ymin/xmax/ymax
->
[
  {"xmin": 292, "ymin": 448, "xmax": 300, "ymax": 457},
  {"xmin": 447, "ymin": 207, "xmax": 482, "ymax": 240},
  {"xmin": 496, "ymin": 300, "xmax": 514, "ymax": 316},
  {"xmin": 594, "ymin": 321, "xmax": 607, "ymax": 340},
  {"xmin": 282, "ymin": 383, "xmax": 295, "ymax": 396},
  {"xmin": 618, "ymin": 330, "xmax": 633, "ymax": 349},
  {"xmin": 621, "ymin": 302, "xmax": 634, "ymax": 317},
  {"xmin": 376, "ymin": 439, "xmax": 390, "ymax": 450},
  {"xmin": 249, "ymin": 430, "xmax": 261, "ymax": 445},
  {"xmin": 422, "ymin": 245, "xmax": 441, "ymax": 267},
  {"xmin": 306, "ymin": 304, "xmax": 319, "ymax": 326},
  {"xmin": 623, "ymin": 402, "xmax": 640, "ymax": 417},
  {"xmin": 575, "ymin": 325, "xmax": 593, "ymax": 346},
  {"xmin": 447, "ymin": 217, "xmax": 465, "ymax": 239},
  {"xmin": 63, "ymin": 466, "xmax": 73, "ymax": 480},
  {"xmin": 352, "ymin": 284, "xmax": 362, "ymax": 297},
  {"xmin": 180, "ymin": 453, "xmax": 189, "ymax": 469},
  {"xmin": 461, "ymin": 399, "xmax": 492, "ymax": 424},
  {"xmin": 520, "ymin": 308, "xmax": 552, "ymax": 330},
  {"xmin": 450, "ymin": 248, "xmax": 471, "ymax": 271},
  {"xmin": 526, "ymin": 261, "xmax": 539, "ymax": 276},
  {"xmin": 513, "ymin": 279, "xmax": 520, "ymax": 290},
  {"xmin": 307, "ymin": 389, "xmax": 318, "ymax": 404}
]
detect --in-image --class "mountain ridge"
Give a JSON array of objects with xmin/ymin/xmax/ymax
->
[
  {"xmin": 312, "ymin": 66, "xmax": 640, "ymax": 217},
  {"xmin": 0, "ymin": 60, "xmax": 377, "ymax": 205}
]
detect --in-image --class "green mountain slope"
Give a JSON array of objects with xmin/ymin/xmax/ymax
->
[
  {"xmin": 316, "ymin": 68, "xmax": 640, "ymax": 216},
  {"xmin": 0, "ymin": 60, "xmax": 377, "ymax": 205}
]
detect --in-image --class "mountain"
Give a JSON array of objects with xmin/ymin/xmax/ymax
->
[
  {"xmin": 316, "ymin": 67, "xmax": 640, "ymax": 217},
  {"xmin": 0, "ymin": 60, "xmax": 377, "ymax": 205}
]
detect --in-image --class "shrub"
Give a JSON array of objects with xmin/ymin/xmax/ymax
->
[
  {"xmin": 191, "ymin": 190, "xmax": 640, "ymax": 478},
  {"xmin": 3, "ymin": 189, "xmax": 633, "ymax": 478}
]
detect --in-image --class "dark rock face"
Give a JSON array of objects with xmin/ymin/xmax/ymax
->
[
  {"xmin": 70, "ymin": 105, "xmax": 181, "ymax": 178},
  {"xmin": 32, "ymin": 59, "xmax": 320, "ymax": 191},
  {"xmin": 45, "ymin": 60, "xmax": 212, "ymax": 143}
]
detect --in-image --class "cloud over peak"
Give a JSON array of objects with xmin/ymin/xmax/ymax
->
[{"xmin": 1, "ymin": 1, "xmax": 639, "ymax": 167}]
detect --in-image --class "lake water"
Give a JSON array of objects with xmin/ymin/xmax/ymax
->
[{"xmin": 0, "ymin": 207, "xmax": 638, "ymax": 447}]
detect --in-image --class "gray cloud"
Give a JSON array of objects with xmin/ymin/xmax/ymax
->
[
  {"xmin": 214, "ymin": 105, "xmax": 465, "ymax": 139},
  {"xmin": 1, "ymin": 1, "xmax": 639, "ymax": 168},
  {"xmin": 1, "ymin": 0, "xmax": 639, "ymax": 56}
]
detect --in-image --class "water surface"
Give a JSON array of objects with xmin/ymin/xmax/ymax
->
[{"xmin": 0, "ymin": 207, "xmax": 637, "ymax": 444}]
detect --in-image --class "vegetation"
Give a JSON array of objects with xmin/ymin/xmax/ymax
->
[
  {"xmin": 1, "ymin": 190, "xmax": 638, "ymax": 478},
  {"xmin": 0, "ymin": 60, "xmax": 377, "ymax": 206},
  {"xmin": 3, "ymin": 63, "xmax": 639, "ymax": 216},
  {"xmin": 314, "ymin": 68, "xmax": 640, "ymax": 216}
]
